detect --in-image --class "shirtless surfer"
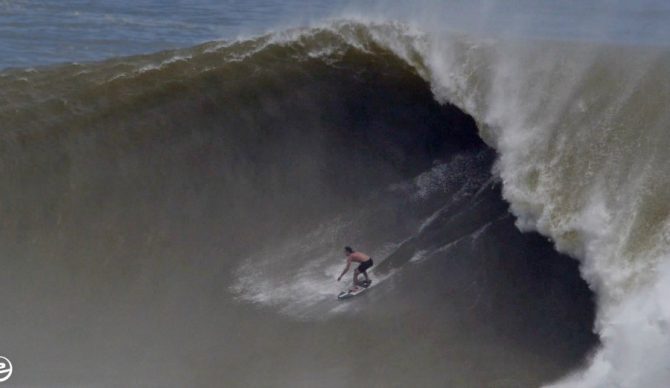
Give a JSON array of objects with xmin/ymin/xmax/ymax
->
[{"xmin": 337, "ymin": 246, "xmax": 373, "ymax": 290}]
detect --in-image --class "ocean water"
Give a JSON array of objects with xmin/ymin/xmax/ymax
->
[
  {"xmin": 1, "ymin": 1, "xmax": 669, "ymax": 387},
  {"xmin": 0, "ymin": 0, "xmax": 352, "ymax": 69}
]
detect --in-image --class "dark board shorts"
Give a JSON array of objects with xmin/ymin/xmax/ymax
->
[{"xmin": 357, "ymin": 258, "xmax": 373, "ymax": 272}]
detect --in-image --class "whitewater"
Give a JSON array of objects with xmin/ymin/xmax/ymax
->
[
  {"xmin": 1, "ymin": 1, "xmax": 669, "ymax": 387},
  {"xmin": 362, "ymin": 22, "xmax": 670, "ymax": 387},
  {"xmin": 388, "ymin": 26, "xmax": 670, "ymax": 388}
]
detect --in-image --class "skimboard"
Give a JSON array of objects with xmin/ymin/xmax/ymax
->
[{"xmin": 338, "ymin": 279, "xmax": 372, "ymax": 300}]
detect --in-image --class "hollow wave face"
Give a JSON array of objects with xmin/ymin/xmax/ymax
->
[
  {"xmin": 0, "ymin": 20, "xmax": 635, "ymax": 387},
  {"xmin": 352, "ymin": 20, "xmax": 670, "ymax": 388}
]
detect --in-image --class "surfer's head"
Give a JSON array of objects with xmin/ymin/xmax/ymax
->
[{"xmin": 344, "ymin": 246, "xmax": 354, "ymax": 255}]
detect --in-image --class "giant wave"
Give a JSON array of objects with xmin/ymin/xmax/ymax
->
[{"xmin": 1, "ymin": 20, "xmax": 667, "ymax": 387}]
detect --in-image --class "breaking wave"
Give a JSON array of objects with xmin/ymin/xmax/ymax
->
[{"xmin": 1, "ymin": 19, "xmax": 666, "ymax": 387}]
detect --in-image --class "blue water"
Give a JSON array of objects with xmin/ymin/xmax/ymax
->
[
  {"xmin": 0, "ymin": 0, "xmax": 352, "ymax": 69},
  {"xmin": 1, "ymin": 0, "xmax": 669, "ymax": 70}
]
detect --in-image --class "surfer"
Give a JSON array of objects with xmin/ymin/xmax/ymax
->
[{"xmin": 337, "ymin": 246, "xmax": 373, "ymax": 289}]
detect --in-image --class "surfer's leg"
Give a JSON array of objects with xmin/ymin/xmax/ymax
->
[
  {"xmin": 362, "ymin": 270, "xmax": 369, "ymax": 281},
  {"xmin": 353, "ymin": 269, "xmax": 361, "ymax": 286}
]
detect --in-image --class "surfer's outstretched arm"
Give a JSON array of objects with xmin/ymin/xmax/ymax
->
[{"xmin": 337, "ymin": 261, "xmax": 351, "ymax": 281}]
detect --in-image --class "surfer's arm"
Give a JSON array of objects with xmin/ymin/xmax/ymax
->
[{"xmin": 337, "ymin": 261, "xmax": 352, "ymax": 281}]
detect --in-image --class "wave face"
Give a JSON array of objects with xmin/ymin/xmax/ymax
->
[{"xmin": 1, "ymin": 20, "xmax": 652, "ymax": 387}]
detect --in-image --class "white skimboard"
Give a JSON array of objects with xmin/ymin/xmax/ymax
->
[{"xmin": 338, "ymin": 279, "xmax": 372, "ymax": 300}]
